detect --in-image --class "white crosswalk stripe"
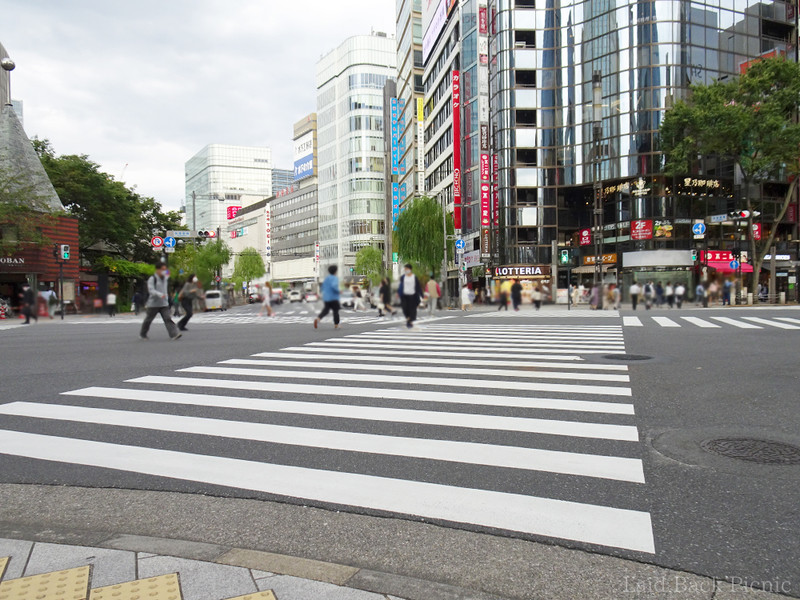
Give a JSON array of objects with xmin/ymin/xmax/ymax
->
[
  {"xmin": 742, "ymin": 316, "xmax": 800, "ymax": 330},
  {"xmin": 620, "ymin": 315, "xmax": 800, "ymax": 330},
  {"xmin": 469, "ymin": 310, "xmax": 621, "ymax": 318},
  {"xmin": 623, "ymin": 316, "xmax": 643, "ymax": 327},
  {"xmin": 0, "ymin": 323, "xmax": 656, "ymax": 554},
  {"xmin": 710, "ymin": 316, "xmax": 762, "ymax": 329},
  {"xmin": 681, "ymin": 317, "xmax": 720, "ymax": 328}
]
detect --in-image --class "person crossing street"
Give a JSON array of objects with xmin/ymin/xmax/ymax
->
[
  {"xmin": 177, "ymin": 274, "xmax": 205, "ymax": 331},
  {"xmin": 140, "ymin": 262, "xmax": 181, "ymax": 341},
  {"xmin": 398, "ymin": 264, "xmax": 423, "ymax": 329},
  {"xmin": 314, "ymin": 265, "xmax": 341, "ymax": 329}
]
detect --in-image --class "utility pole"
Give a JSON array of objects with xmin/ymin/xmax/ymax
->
[{"xmin": 592, "ymin": 70, "xmax": 604, "ymax": 309}]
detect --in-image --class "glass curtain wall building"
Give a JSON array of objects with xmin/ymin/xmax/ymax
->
[
  {"xmin": 316, "ymin": 33, "xmax": 397, "ymax": 278},
  {"xmin": 271, "ymin": 169, "xmax": 294, "ymax": 195},
  {"xmin": 184, "ymin": 144, "xmax": 273, "ymax": 234},
  {"xmin": 488, "ymin": 0, "xmax": 797, "ymax": 270}
]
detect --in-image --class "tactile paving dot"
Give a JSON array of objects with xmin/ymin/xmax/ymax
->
[
  {"xmin": 224, "ymin": 592, "xmax": 276, "ymax": 600},
  {"xmin": 0, "ymin": 558, "xmax": 8, "ymax": 581},
  {"xmin": 0, "ymin": 565, "xmax": 90, "ymax": 600},
  {"xmin": 89, "ymin": 573, "xmax": 181, "ymax": 600}
]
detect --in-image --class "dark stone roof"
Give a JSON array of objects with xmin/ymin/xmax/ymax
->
[{"xmin": 0, "ymin": 103, "xmax": 65, "ymax": 213}]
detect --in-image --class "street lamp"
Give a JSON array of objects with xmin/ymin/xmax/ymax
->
[
  {"xmin": 592, "ymin": 70, "xmax": 604, "ymax": 302},
  {"xmin": 1, "ymin": 57, "xmax": 15, "ymax": 106}
]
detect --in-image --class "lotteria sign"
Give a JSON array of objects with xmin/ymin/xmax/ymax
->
[{"xmin": 493, "ymin": 265, "xmax": 552, "ymax": 279}]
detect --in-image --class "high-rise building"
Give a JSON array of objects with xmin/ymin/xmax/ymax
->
[
  {"xmin": 316, "ymin": 33, "xmax": 397, "ymax": 278},
  {"xmin": 271, "ymin": 168, "xmax": 294, "ymax": 195},
  {"xmin": 184, "ymin": 144, "xmax": 273, "ymax": 234}
]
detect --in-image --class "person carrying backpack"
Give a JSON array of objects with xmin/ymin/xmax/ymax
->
[{"xmin": 140, "ymin": 262, "xmax": 182, "ymax": 341}]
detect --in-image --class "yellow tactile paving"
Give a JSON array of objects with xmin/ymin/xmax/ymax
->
[
  {"xmin": 89, "ymin": 573, "xmax": 181, "ymax": 600},
  {"xmin": 0, "ymin": 558, "xmax": 8, "ymax": 581},
  {"xmin": 223, "ymin": 592, "xmax": 276, "ymax": 600},
  {"xmin": 0, "ymin": 565, "xmax": 90, "ymax": 600}
]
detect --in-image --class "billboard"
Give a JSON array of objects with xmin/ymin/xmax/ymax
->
[
  {"xmin": 452, "ymin": 70, "xmax": 462, "ymax": 231},
  {"xmin": 423, "ymin": 0, "xmax": 448, "ymax": 63},
  {"xmin": 293, "ymin": 131, "xmax": 315, "ymax": 182}
]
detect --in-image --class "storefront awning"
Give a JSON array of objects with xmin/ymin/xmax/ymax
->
[
  {"xmin": 572, "ymin": 265, "xmax": 616, "ymax": 274},
  {"xmin": 706, "ymin": 260, "xmax": 753, "ymax": 274}
]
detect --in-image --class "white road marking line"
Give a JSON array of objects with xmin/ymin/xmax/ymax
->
[
  {"xmin": 652, "ymin": 317, "xmax": 681, "ymax": 328},
  {"xmin": 307, "ymin": 342, "xmax": 618, "ymax": 355},
  {"xmin": 0, "ymin": 402, "xmax": 644, "ymax": 483},
  {"xmin": 622, "ymin": 317, "xmax": 643, "ymax": 327},
  {"xmin": 0, "ymin": 430, "xmax": 655, "ymax": 553},
  {"xmin": 179, "ymin": 366, "xmax": 633, "ymax": 397},
  {"xmin": 680, "ymin": 317, "xmax": 720, "ymax": 329},
  {"xmin": 356, "ymin": 334, "xmax": 626, "ymax": 343},
  {"xmin": 281, "ymin": 345, "xmax": 586, "ymax": 361},
  {"xmin": 250, "ymin": 352, "xmax": 629, "ymax": 371},
  {"xmin": 64, "ymin": 387, "xmax": 640, "ymax": 440},
  {"xmin": 222, "ymin": 359, "xmax": 630, "ymax": 383},
  {"xmin": 710, "ymin": 317, "xmax": 761, "ymax": 329},
  {"xmin": 321, "ymin": 338, "xmax": 626, "ymax": 350},
  {"xmin": 742, "ymin": 317, "xmax": 800, "ymax": 330},
  {"xmin": 130, "ymin": 374, "xmax": 635, "ymax": 413},
  {"xmin": 776, "ymin": 317, "xmax": 800, "ymax": 325}
]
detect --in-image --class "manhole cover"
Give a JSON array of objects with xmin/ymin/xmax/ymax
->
[
  {"xmin": 700, "ymin": 438, "xmax": 800, "ymax": 465},
  {"xmin": 603, "ymin": 354, "xmax": 652, "ymax": 361}
]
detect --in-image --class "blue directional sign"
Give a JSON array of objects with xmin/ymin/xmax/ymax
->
[
  {"xmin": 455, "ymin": 239, "xmax": 466, "ymax": 250},
  {"xmin": 163, "ymin": 236, "xmax": 177, "ymax": 248},
  {"xmin": 692, "ymin": 223, "xmax": 707, "ymax": 236},
  {"xmin": 730, "ymin": 260, "xmax": 740, "ymax": 270}
]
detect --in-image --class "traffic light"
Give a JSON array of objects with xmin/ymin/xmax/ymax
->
[
  {"xmin": 728, "ymin": 210, "xmax": 751, "ymax": 219},
  {"xmin": 60, "ymin": 245, "xmax": 70, "ymax": 260},
  {"xmin": 559, "ymin": 249, "xmax": 571, "ymax": 265},
  {"xmin": 197, "ymin": 230, "xmax": 217, "ymax": 238},
  {"xmin": 691, "ymin": 249, "xmax": 698, "ymax": 261}
]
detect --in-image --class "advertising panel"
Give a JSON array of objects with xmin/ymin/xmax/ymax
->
[
  {"xmin": 391, "ymin": 183, "xmax": 400, "ymax": 231},
  {"xmin": 390, "ymin": 98, "xmax": 400, "ymax": 175},
  {"xmin": 452, "ymin": 70, "xmax": 462, "ymax": 231},
  {"xmin": 579, "ymin": 229, "xmax": 592, "ymax": 246},
  {"xmin": 264, "ymin": 206, "xmax": 272, "ymax": 262},
  {"xmin": 226, "ymin": 206, "xmax": 242, "ymax": 220},
  {"xmin": 752, "ymin": 223, "xmax": 762, "ymax": 241},
  {"xmin": 493, "ymin": 265, "xmax": 552, "ymax": 279},
  {"xmin": 293, "ymin": 131, "xmax": 315, "ymax": 182},
  {"xmin": 423, "ymin": 0, "xmax": 448, "ymax": 63},
  {"xmin": 417, "ymin": 97, "xmax": 425, "ymax": 194},
  {"xmin": 631, "ymin": 220, "xmax": 653, "ymax": 240}
]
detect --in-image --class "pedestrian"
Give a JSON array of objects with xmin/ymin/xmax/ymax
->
[
  {"xmin": 39, "ymin": 287, "xmax": 57, "ymax": 319},
  {"xmin": 695, "ymin": 282, "xmax": 705, "ymax": 307},
  {"xmin": 353, "ymin": 285, "xmax": 366, "ymax": 311},
  {"xmin": 377, "ymin": 278, "xmax": 395, "ymax": 317},
  {"xmin": 398, "ymin": 263, "xmax": 424, "ymax": 329},
  {"xmin": 106, "ymin": 290, "xmax": 117, "ymax": 317},
  {"xmin": 589, "ymin": 284, "xmax": 600, "ymax": 310},
  {"xmin": 665, "ymin": 282, "xmax": 675, "ymax": 308},
  {"xmin": 511, "ymin": 279, "xmax": 523, "ymax": 311},
  {"xmin": 675, "ymin": 283, "xmax": 686, "ymax": 309},
  {"xmin": 655, "ymin": 282, "xmax": 665, "ymax": 307},
  {"xmin": 571, "ymin": 283, "xmax": 580, "ymax": 307},
  {"xmin": 314, "ymin": 265, "xmax": 341, "ymax": 329},
  {"xmin": 644, "ymin": 281, "xmax": 654, "ymax": 310},
  {"xmin": 722, "ymin": 279, "xmax": 733, "ymax": 306},
  {"xmin": 629, "ymin": 281, "xmax": 641, "ymax": 311},
  {"xmin": 532, "ymin": 283, "xmax": 543, "ymax": 311},
  {"xmin": 426, "ymin": 277, "xmax": 440, "ymax": 316},
  {"xmin": 612, "ymin": 284, "xmax": 621, "ymax": 310},
  {"xmin": 178, "ymin": 274, "xmax": 205, "ymax": 330},
  {"xmin": 709, "ymin": 280, "xmax": 720, "ymax": 306},
  {"xmin": 19, "ymin": 283, "xmax": 36, "ymax": 324},
  {"xmin": 172, "ymin": 289, "xmax": 182, "ymax": 318},
  {"xmin": 132, "ymin": 291, "xmax": 142, "ymax": 316},
  {"xmin": 461, "ymin": 284, "xmax": 473, "ymax": 311},
  {"xmin": 498, "ymin": 279, "xmax": 512, "ymax": 310},
  {"xmin": 259, "ymin": 281, "xmax": 274, "ymax": 317},
  {"xmin": 140, "ymin": 262, "xmax": 181, "ymax": 340}
]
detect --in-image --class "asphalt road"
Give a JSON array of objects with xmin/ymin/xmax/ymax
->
[{"xmin": 0, "ymin": 302, "xmax": 798, "ymax": 596}]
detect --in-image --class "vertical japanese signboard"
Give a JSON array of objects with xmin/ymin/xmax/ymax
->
[
  {"xmin": 391, "ymin": 183, "xmax": 400, "ymax": 231},
  {"xmin": 417, "ymin": 97, "xmax": 425, "ymax": 195},
  {"xmin": 390, "ymin": 98, "xmax": 400, "ymax": 175},
  {"xmin": 478, "ymin": 0, "xmax": 490, "ymax": 257},
  {"xmin": 452, "ymin": 70, "xmax": 462, "ymax": 231},
  {"xmin": 264, "ymin": 205, "xmax": 272, "ymax": 274}
]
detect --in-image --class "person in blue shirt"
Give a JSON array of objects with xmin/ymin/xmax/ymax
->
[{"xmin": 314, "ymin": 265, "xmax": 341, "ymax": 329}]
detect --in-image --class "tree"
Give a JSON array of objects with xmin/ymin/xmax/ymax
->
[
  {"xmin": 660, "ymin": 56, "xmax": 800, "ymax": 293},
  {"xmin": 232, "ymin": 247, "xmax": 266, "ymax": 288},
  {"xmin": 354, "ymin": 245, "xmax": 384, "ymax": 287},
  {"xmin": 171, "ymin": 240, "xmax": 231, "ymax": 286},
  {"xmin": 0, "ymin": 170, "xmax": 56, "ymax": 255},
  {"xmin": 393, "ymin": 196, "xmax": 454, "ymax": 279}
]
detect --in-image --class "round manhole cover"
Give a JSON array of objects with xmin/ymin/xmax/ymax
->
[
  {"xmin": 700, "ymin": 438, "xmax": 800, "ymax": 465},
  {"xmin": 603, "ymin": 354, "xmax": 652, "ymax": 361}
]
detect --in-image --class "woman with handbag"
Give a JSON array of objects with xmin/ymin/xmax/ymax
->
[{"xmin": 177, "ymin": 274, "xmax": 205, "ymax": 331}]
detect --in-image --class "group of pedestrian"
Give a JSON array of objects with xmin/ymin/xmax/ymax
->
[
  {"xmin": 139, "ymin": 262, "xmax": 208, "ymax": 340},
  {"xmin": 628, "ymin": 280, "xmax": 687, "ymax": 310}
]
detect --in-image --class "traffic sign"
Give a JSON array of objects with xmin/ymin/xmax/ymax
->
[
  {"xmin": 165, "ymin": 247, "xmax": 175, "ymax": 254},
  {"xmin": 163, "ymin": 236, "xmax": 177, "ymax": 248},
  {"xmin": 166, "ymin": 230, "xmax": 196, "ymax": 239},
  {"xmin": 457, "ymin": 247, "xmax": 465, "ymax": 254},
  {"xmin": 692, "ymin": 223, "xmax": 706, "ymax": 236},
  {"xmin": 151, "ymin": 236, "xmax": 164, "ymax": 248},
  {"xmin": 455, "ymin": 239, "xmax": 466, "ymax": 250},
  {"xmin": 215, "ymin": 276, "xmax": 222, "ymax": 283},
  {"xmin": 730, "ymin": 260, "xmax": 740, "ymax": 270}
]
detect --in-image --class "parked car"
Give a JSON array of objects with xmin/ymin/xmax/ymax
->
[
  {"xmin": 204, "ymin": 290, "xmax": 228, "ymax": 311},
  {"xmin": 304, "ymin": 292, "xmax": 319, "ymax": 303},
  {"xmin": 247, "ymin": 292, "xmax": 261, "ymax": 304},
  {"xmin": 340, "ymin": 291, "xmax": 355, "ymax": 308},
  {"xmin": 270, "ymin": 292, "xmax": 283, "ymax": 305},
  {"xmin": 288, "ymin": 290, "xmax": 302, "ymax": 303}
]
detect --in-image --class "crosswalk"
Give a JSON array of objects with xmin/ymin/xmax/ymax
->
[
  {"xmin": 0, "ymin": 323, "xmax": 655, "ymax": 555},
  {"xmin": 622, "ymin": 315, "xmax": 800, "ymax": 330},
  {"xmin": 470, "ymin": 310, "xmax": 620, "ymax": 318}
]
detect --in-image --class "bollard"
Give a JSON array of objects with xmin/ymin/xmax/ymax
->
[
  {"xmin": 747, "ymin": 293, "xmax": 753, "ymax": 305},
  {"xmin": 780, "ymin": 291, "xmax": 786, "ymax": 305}
]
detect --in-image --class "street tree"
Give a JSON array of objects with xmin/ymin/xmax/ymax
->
[
  {"xmin": 660, "ymin": 56, "xmax": 800, "ymax": 292},
  {"xmin": 393, "ymin": 196, "xmax": 454, "ymax": 279},
  {"xmin": 354, "ymin": 245, "xmax": 384, "ymax": 287},
  {"xmin": 172, "ymin": 240, "xmax": 232, "ymax": 287},
  {"xmin": 232, "ymin": 247, "xmax": 266, "ymax": 289}
]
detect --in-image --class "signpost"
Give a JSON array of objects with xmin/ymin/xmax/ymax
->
[
  {"xmin": 163, "ymin": 236, "xmax": 176, "ymax": 249},
  {"xmin": 692, "ymin": 222, "xmax": 707, "ymax": 239},
  {"xmin": 730, "ymin": 260, "xmax": 740, "ymax": 271},
  {"xmin": 455, "ymin": 239, "xmax": 466, "ymax": 254},
  {"xmin": 151, "ymin": 236, "xmax": 164, "ymax": 248},
  {"xmin": 166, "ymin": 231, "xmax": 196, "ymax": 239}
]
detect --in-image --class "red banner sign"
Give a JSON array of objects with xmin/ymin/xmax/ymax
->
[
  {"xmin": 452, "ymin": 70, "xmax": 462, "ymax": 231},
  {"xmin": 579, "ymin": 229, "xmax": 592, "ymax": 246},
  {"xmin": 227, "ymin": 206, "xmax": 242, "ymax": 220},
  {"xmin": 480, "ymin": 153, "xmax": 490, "ymax": 181},
  {"xmin": 479, "ymin": 6, "xmax": 488, "ymax": 34},
  {"xmin": 631, "ymin": 220, "xmax": 653, "ymax": 240},
  {"xmin": 701, "ymin": 251, "xmax": 735, "ymax": 262},
  {"xmin": 752, "ymin": 223, "xmax": 762, "ymax": 241}
]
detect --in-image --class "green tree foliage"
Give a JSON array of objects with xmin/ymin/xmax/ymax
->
[
  {"xmin": 171, "ymin": 240, "xmax": 231, "ymax": 286},
  {"xmin": 232, "ymin": 247, "xmax": 266, "ymax": 287},
  {"xmin": 0, "ymin": 170, "xmax": 56, "ymax": 255},
  {"xmin": 660, "ymin": 57, "xmax": 800, "ymax": 290},
  {"xmin": 95, "ymin": 256, "xmax": 155, "ymax": 279},
  {"xmin": 354, "ymin": 245, "xmax": 384, "ymax": 287},
  {"xmin": 393, "ymin": 196, "xmax": 454, "ymax": 278}
]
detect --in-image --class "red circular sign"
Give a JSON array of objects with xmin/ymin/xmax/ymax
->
[{"xmin": 151, "ymin": 236, "xmax": 164, "ymax": 247}]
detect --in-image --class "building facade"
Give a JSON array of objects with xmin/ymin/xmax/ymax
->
[
  {"xmin": 184, "ymin": 144, "xmax": 273, "ymax": 235},
  {"xmin": 271, "ymin": 168, "xmax": 294, "ymax": 195},
  {"xmin": 316, "ymin": 33, "xmax": 397, "ymax": 279}
]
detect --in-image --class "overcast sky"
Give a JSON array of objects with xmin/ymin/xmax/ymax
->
[{"xmin": 1, "ymin": 0, "xmax": 395, "ymax": 210}]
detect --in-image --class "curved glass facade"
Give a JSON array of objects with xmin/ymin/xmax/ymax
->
[{"xmin": 489, "ymin": 0, "xmax": 797, "ymax": 265}]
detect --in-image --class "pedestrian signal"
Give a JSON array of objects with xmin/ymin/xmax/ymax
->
[
  {"xmin": 60, "ymin": 245, "xmax": 70, "ymax": 260},
  {"xmin": 691, "ymin": 249, "xmax": 698, "ymax": 261},
  {"xmin": 559, "ymin": 249, "xmax": 571, "ymax": 265}
]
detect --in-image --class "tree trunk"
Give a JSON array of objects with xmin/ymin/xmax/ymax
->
[{"xmin": 751, "ymin": 177, "xmax": 798, "ymax": 297}]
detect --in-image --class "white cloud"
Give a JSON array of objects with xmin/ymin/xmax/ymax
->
[{"xmin": 1, "ymin": 0, "xmax": 395, "ymax": 209}]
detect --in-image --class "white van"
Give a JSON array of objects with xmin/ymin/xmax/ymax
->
[{"xmin": 204, "ymin": 290, "xmax": 227, "ymax": 311}]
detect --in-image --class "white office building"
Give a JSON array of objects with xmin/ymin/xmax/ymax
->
[
  {"xmin": 316, "ymin": 33, "xmax": 397, "ymax": 278},
  {"xmin": 184, "ymin": 144, "xmax": 273, "ymax": 234}
]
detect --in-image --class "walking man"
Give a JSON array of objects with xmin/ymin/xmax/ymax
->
[
  {"xmin": 106, "ymin": 289, "xmax": 117, "ymax": 317},
  {"xmin": 19, "ymin": 283, "xmax": 36, "ymax": 324},
  {"xmin": 425, "ymin": 277, "xmax": 440, "ymax": 316},
  {"xmin": 629, "ymin": 281, "xmax": 641, "ymax": 311},
  {"xmin": 398, "ymin": 263, "xmax": 423, "ymax": 329},
  {"xmin": 140, "ymin": 262, "xmax": 181, "ymax": 341},
  {"xmin": 178, "ymin": 274, "xmax": 205, "ymax": 331},
  {"xmin": 377, "ymin": 278, "xmax": 396, "ymax": 318},
  {"xmin": 314, "ymin": 265, "xmax": 341, "ymax": 329},
  {"xmin": 511, "ymin": 279, "xmax": 523, "ymax": 311},
  {"xmin": 132, "ymin": 290, "xmax": 142, "ymax": 316},
  {"xmin": 675, "ymin": 283, "xmax": 686, "ymax": 309}
]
